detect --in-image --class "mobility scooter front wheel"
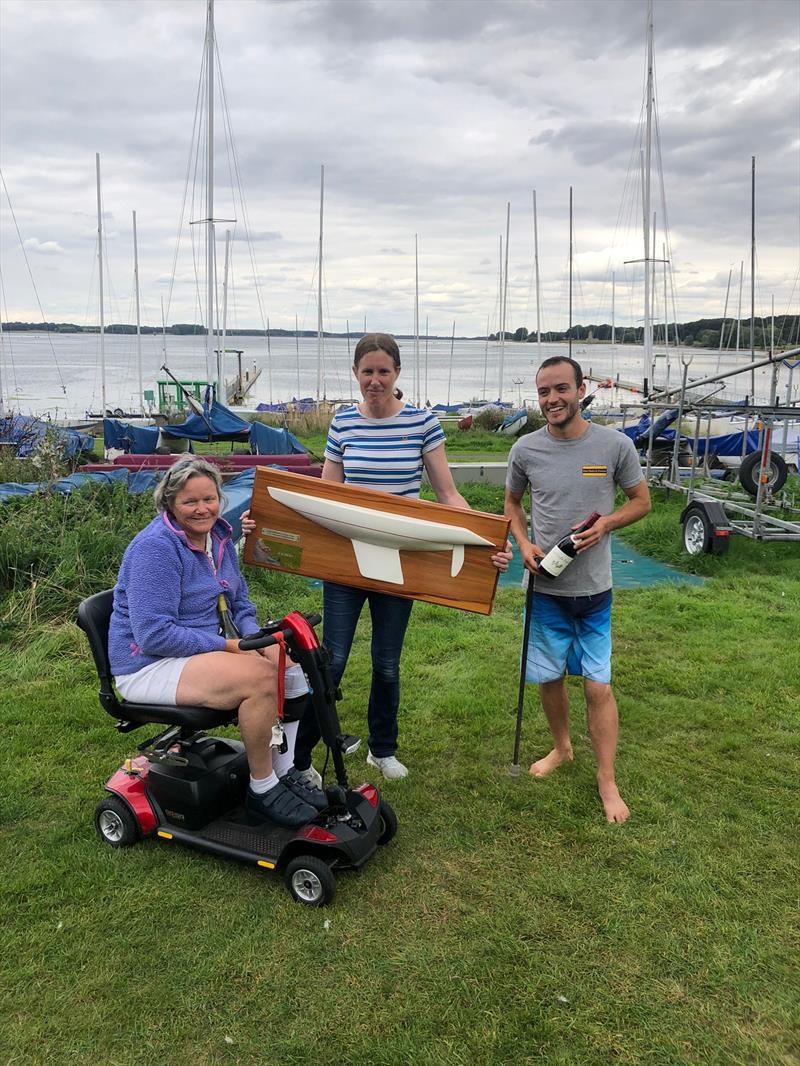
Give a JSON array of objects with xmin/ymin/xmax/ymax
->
[
  {"xmin": 95, "ymin": 795, "xmax": 140, "ymax": 848},
  {"xmin": 283, "ymin": 855, "xmax": 337, "ymax": 906}
]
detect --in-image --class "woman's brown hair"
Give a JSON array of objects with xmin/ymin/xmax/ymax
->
[{"xmin": 353, "ymin": 333, "xmax": 403, "ymax": 400}]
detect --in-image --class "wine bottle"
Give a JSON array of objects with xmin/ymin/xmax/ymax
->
[
  {"xmin": 217, "ymin": 593, "xmax": 242, "ymax": 638},
  {"xmin": 536, "ymin": 512, "xmax": 602, "ymax": 580}
]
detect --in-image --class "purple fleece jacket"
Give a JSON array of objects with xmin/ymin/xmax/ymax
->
[{"xmin": 109, "ymin": 512, "xmax": 259, "ymax": 677}]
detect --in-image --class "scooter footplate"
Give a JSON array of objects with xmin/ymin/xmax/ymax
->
[{"xmin": 202, "ymin": 817, "xmax": 293, "ymax": 858}]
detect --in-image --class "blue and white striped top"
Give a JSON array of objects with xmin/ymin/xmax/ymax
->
[{"xmin": 324, "ymin": 403, "xmax": 446, "ymax": 496}]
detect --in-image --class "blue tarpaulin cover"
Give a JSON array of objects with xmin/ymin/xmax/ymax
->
[
  {"xmin": 1, "ymin": 415, "xmax": 93, "ymax": 458},
  {"xmin": 619, "ymin": 423, "xmax": 760, "ymax": 457},
  {"xmin": 104, "ymin": 399, "xmax": 306, "ymax": 456},
  {"xmin": 164, "ymin": 398, "xmax": 251, "ymax": 442},
  {"xmin": 248, "ymin": 421, "xmax": 305, "ymax": 455},
  {"xmin": 103, "ymin": 420, "xmax": 163, "ymax": 453}
]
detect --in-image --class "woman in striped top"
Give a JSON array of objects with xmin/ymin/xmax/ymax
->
[{"xmin": 293, "ymin": 333, "xmax": 511, "ymax": 781}]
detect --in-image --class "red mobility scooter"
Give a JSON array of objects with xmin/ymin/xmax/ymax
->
[{"xmin": 78, "ymin": 591, "xmax": 397, "ymax": 906}]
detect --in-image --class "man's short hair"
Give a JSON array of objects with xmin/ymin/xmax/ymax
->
[{"xmin": 536, "ymin": 356, "xmax": 584, "ymax": 388}]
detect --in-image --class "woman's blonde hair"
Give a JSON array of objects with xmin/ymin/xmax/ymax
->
[{"xmin": 153, "ymin": 456, "xmax": 223, "ymax": 515}]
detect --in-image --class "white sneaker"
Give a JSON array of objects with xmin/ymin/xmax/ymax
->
[
  {"xmin": 367, "ymin": 750, "xmax": 408, "ymax": 780},
  {"xmin": 295, "ymin": 765, "xmax": 323, "ymax": 789}
]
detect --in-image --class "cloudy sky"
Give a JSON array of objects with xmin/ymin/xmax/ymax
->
[{"xmin": 1, "ymin": 0, "xmax": 798, "ymax": 337}]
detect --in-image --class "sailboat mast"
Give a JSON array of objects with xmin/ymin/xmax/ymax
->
[
  {"xmin": 750, "ymin": 155, "xmax": 756, "ymax": 399},
  {"xmin": 447, "ymin": 320, "xmax": 456, "ymax": 406},
  {"xmin": 317, "ymin": 163, "xmax": 324, "ymax": 399},
  {"xmin": 642, "ymin": 0, "xmax": 654, "ymax": 392},
  {"xmin": 499, "ymin": 202, "xmax": 510, "ymax": 401},
  {"xmin": 568, "ymin": 186, "xmax": 573, "ymax": 359},
  {"xmin": 414, "ymin": 234, "xmax": 420, "ymax": 406},
  {"xmin": 95, "ymin": 152, "xmax": 106, "ymax": 414},
  {"xmin": 132, "ymin": 209, "xmax": 143, "ymax": 414},
  {"xmin": 266, "ymin": 316, "xmax": 272, "ymax": 404},
  {"xmin": 533, "ymin": 189, "xmax": 542, "ymax": 362},
  {"xmin": 220, "ymin": 228, "xmax": 231, "ymax": 398},
  {"xmin": 424, "ymin": 315, "xmax": 429, "ymax": 404},
  {"xmin": 205, "ymin": 0, "xmax": 215, "ymax": 386},
  {"xmin": 611, "ymin": 269, "xmax": 616, "ymax": 348},
  {"xmin": 717, "ymin": 266, "xmax": 732, "ymax": 372},
  {"xmin": 295, "ymin": 313, "xmax": 300, "ymax": 398}
]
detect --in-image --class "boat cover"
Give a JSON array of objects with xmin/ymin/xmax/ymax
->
[
  {"xmin": 104, "ymin": 401, "xmax": 306, "ymax": 456},
  {"xmin": 256, "ymin": 397, "xmax": 317, "ymax": 413},
  {"xmin": 620, "ymin": 423, "xmax": 760, "ymax": 457},
  {"xmin": 1, "ymin": 415, "xmax": 93, "ymax": 458},
  {"xmin": 248, "ymin": 421, "xmax": 306, "ymax": 455}
]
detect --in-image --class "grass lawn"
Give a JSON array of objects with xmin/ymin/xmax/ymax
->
[{"xmin": 1, "ymin": 483, "xmax": 798, "ymax": 1064}]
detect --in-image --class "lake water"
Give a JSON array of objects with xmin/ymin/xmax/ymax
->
[{"xmin": 0, "ymin": 331, "xmax": 795, "ymax": 419}]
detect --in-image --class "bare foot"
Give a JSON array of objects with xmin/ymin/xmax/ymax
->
[
  {"xmin": 597, "ymin": 775, "xmax": 630, "ymax": 823},
  {"xmin": 529, "ymin": 747, "xmax": 573, "ymax": 777}
]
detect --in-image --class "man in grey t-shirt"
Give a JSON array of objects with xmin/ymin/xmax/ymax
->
[{"xmin": 505, "ymin": 356, "xmax": 650, "ymax": 823}]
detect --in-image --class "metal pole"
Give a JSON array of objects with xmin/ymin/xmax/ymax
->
[
  {"xmin": 651, "ymin": 347, "xmax": 800, "ymax": 401},
  {"xmin": 568, "ymin": 186, "xmax": 573, "ymax": 359},
  {"xmin": 750, "ymin": 156, "xmax": 756, "ymax": 401},
  {"xmin": 96, "ymin": 153, "xmax": 106, "ymax": 414},
  {"xmin": 317, "ymin": 163, "xmax": 324, "ymax": 399},
  {"xmin": 499, "ymin": 202, "xmax": 510, "ymax": 401},
  {"xmin": 266, "ymin": 316, "xmax": 272, "ymax": 404},
  {"xmin": 218, "ymin": 228, "xmax": 231, "ymax": 401},
  {"xmin": 716, "ymin": 267, "xmax": 733, "ymax": 374},
  {"xmin": 205, "ymin": 0, "xmax": 215, "ymax": 385},
  {"xmin": 510, "ymin": 573, "xmax": 535, "ymax": 775},
  {"xmin": 295, "ymin": 313, "xmax": 300, "ymax": 399},
  {"xmin": 533, "ymin": 189, "xmax": 542, "ymax": 362},
  {"xmin": 447, "ymin": 320, "xmax": 455, "ymax": 406},
  {"xmin": 425, "ymin": 315, "xmax": 429, "ymax": 404},
  {"xmin": 132, "ymin": 209, "xmax": 143, "ymax": 414},
  {"xmin": 414, "ymin": 234, "xmax": 420, "ymax": 407}
]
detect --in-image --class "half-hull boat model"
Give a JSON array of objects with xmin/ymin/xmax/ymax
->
[{"xmin": 244, "ymin": 468, "xmax": 509, "ymax": 615}]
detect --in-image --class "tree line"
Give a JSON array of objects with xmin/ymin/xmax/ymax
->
[{"xmin": 490, "ymin": 316, "xmax": 800, "ymax": 350}]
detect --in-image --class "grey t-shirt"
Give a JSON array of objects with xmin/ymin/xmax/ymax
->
[{"xmin": 506, "ymin": 422, "xmax": 644, "ymax": 596}]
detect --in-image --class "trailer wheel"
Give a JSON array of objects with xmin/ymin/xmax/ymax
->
[
  {"xmin": 284, "ymin": 855, "xmax": 336, "ymax": 906},
  {"xmin": 682, "ymin": 506, "xmax": 713, "ymax": 555},
  {"xmin": 739, "ymin": 451, "xmax": 788, "ymax": 497}
]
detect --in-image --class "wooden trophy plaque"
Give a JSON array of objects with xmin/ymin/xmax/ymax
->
[{"xmin": 243, "ymin": 467, "xmax": 510, "ymax": 615}]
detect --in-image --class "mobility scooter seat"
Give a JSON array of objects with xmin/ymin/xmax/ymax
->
[{"xmin": 76, "ymin": 589, "xmax": 236, "ymax": 731}]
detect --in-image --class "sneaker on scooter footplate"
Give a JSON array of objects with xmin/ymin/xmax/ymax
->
[
  {"xmin": 281, "ymin": 766, "xmax": 328, "ymax": 811},
  {"xmin": 246, "ymin": 781, "xmax": 316, "ymax": 828},
  {"xmin": 367, "ymin": 750, "xmax": 408, "ymax": 780}
]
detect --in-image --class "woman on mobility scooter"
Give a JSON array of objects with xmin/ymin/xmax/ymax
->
[{"xmin": 108, "ymin": 455, "xmax": 325, "ymax": 829}]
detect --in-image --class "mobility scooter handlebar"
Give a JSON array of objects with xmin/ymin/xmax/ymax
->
[{"xmin": 237, "ymin": 613, "xmax": 322, "ymax": 652}]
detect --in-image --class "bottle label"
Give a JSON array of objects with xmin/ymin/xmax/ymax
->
[{"xmin": 539, "ymin": 543, "xmax": 572, "ymax": 577}]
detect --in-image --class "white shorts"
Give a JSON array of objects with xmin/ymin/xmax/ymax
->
[{"xmin": 114, "ymin": 657, "xmax": 191, "ymax": 704}]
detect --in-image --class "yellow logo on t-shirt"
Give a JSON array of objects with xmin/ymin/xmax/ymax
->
[{"xmin": 582, "ymin": 465, "xmax": 608, "ymax": 477}]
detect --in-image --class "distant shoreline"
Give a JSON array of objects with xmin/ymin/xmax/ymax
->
[{"xmin": 3, "ymin": 316, "xmax": 798, "ymax": 350}]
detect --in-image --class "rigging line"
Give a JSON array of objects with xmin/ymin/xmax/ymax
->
[
  {"xmin": 0, "ymin": 170, "xmax": 68, "ymax": 394},
  {"xmin": 164, "ymin": 40, "xmax": 206, "ymax": 332},
  {"xmin": 216, "ymin": 51, "xmax": 272, "ymax": 340}
]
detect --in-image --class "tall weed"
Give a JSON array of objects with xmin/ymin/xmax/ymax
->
[{"xmin": 0, "ymin": 482, "xmax": 154, "ymax": 636}]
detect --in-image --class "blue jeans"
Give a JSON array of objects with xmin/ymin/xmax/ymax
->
[{"xmin": 293, "ymin": 581, "xmax": 414, "ymax": 766}]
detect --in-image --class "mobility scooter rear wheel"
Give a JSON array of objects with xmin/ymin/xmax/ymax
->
[
  {"xmin": 284, "ymin": 855, "xmax": 336, "ymax": 906},
  {"xmin": 95, "ymin": 795, "xmax": 140, "ymax": 848}
]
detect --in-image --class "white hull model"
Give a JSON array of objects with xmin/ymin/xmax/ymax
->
[{"xmin": 269, "ymin": 486, "xmax": 493, "ymax": 585}]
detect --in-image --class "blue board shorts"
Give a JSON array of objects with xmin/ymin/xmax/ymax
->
[{"xmin": 525, "ymin": 589, "xmax": 612, "ymax": 684}]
